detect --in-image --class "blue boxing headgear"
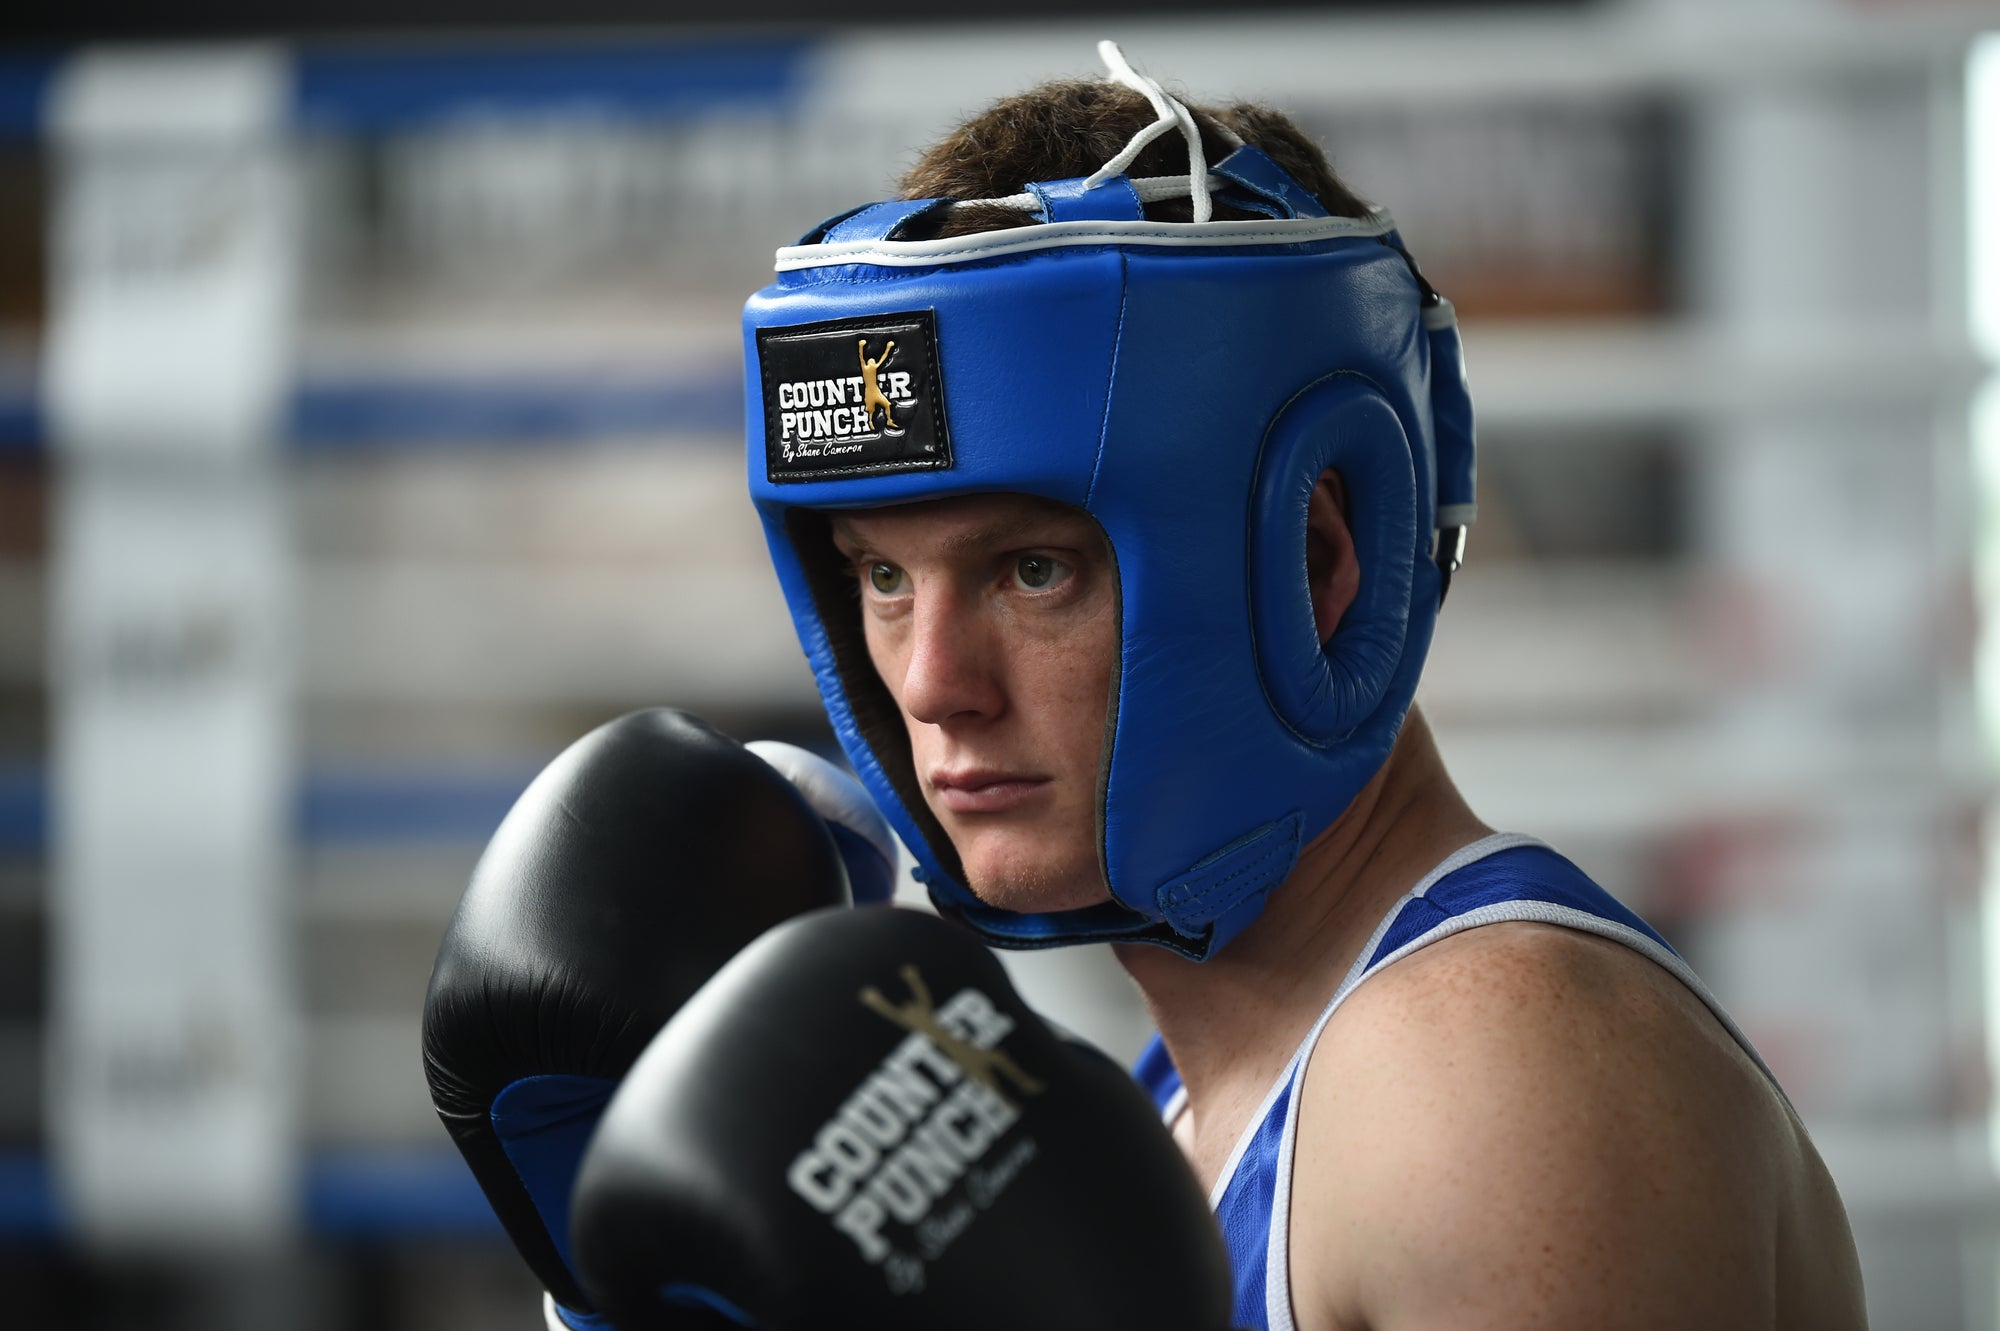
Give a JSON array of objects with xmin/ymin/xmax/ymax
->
[{"xmin": 746, "ymin": 46, "xmax": 1476, "ymax": 960}]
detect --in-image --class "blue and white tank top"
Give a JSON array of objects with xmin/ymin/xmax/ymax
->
[{"xmin": 1131, "ymin": 833, "xmax": 1777, "ymax": 1331}]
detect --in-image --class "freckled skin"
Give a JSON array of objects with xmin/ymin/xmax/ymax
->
[
  {"xmin": 830, "ymin": 493, "xmax": 1118, "ymax": 915},
  {"xmin": 834, "ymin": 486, "xmax": 1867, "ymax": 1331},
  {"xmin": 1292, "ymin": 924, "xmax": 1866, "ymax": 1331}
]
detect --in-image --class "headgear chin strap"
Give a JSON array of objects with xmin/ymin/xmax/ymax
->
[{"xmin": 745, "ymin": 45, "xmax": 1477, "ymax": 960}]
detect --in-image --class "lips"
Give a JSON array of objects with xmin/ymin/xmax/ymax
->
[{"xmin": 928, "ymin": 768, "xmax": 1052, "ymax": 815}]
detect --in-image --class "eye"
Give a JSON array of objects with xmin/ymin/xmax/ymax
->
[
  {"xmin": 868, "ymin": 563, "xmax": 906, "ymax": 594},
  {"xmin": 1012, "ymin": 554, "xmax": 1072, "ymax": 591}
]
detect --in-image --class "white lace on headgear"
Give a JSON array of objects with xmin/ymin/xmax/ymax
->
[
  {"xmin": 1083, "ymin": 40, "xmax": 1239, "ymax": 223},
  {"xmin": 967, "ymin": 41, "xmax": 1241, "ymax": 224}
]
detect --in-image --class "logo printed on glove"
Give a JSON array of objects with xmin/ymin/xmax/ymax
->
[
  {"xmin": 757, "ymin": 311, "xmax": 954, "ymax": 483},
  {"xmin": 861, "ymin": 964, "xmax": 1045, "ymax": 1110},
  {"xmin": 786, "ymin": 967, "xmax": 1040, "ymax": 1285}
]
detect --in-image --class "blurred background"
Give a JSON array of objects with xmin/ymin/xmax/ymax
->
[{"xmin": 0, "ymin": 0, "xmax": 1996, "ymax": 1325}]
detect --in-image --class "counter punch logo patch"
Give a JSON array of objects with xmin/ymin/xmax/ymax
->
[
  {"xmin": 785, "ymin": 966, "xmax": 1042, "ymax": 1295},
  {"xmin": 757, "ymin": 311, "xmax": 954, "ymax": 483}
]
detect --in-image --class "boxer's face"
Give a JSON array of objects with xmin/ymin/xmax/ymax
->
[{"xmin": 829, "ymin": 495, "xmax": 1117, "ymax": 914}]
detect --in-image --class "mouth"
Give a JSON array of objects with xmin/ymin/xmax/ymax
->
[{"xmin": 928, "ymin": 768, "xmax": 1053, "ymax": 815}]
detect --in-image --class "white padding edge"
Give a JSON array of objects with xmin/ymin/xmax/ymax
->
[
  {"xmin": 775, "ymin": 209, "xmax": 1399, "ymax": 272},
  {"xmin": 744, "ymin": 740, "xmax": 898, "ymax": 870}
]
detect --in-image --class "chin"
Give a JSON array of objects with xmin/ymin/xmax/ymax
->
[
  {"xmin": 961, "ymin": 853, "xmax": 1112, "ymax": 916},
  {"xmin": 930, "ymin": 811, "xmax": 1111, "ymax": 915}
]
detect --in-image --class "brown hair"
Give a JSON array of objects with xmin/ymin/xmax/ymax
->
[{"xmin": 896, "ymin": 78, "xmax": 1371, "ymax": 239}]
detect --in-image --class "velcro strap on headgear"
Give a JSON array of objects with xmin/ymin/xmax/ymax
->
[
  {"xmin": 1025, "ymin": 175, "xmax": 1145, "ymax": 223},
  {"xmin": 1210, "ymin": 144, "xmax": 1329, "ymax": 221},
  {"xmin": 814, "ymin": 197, "xmax": 955, "ymax": 245},
  {"xmin": 1154, "ymin": 812, "xmax": 1303, "ymax": 936}
]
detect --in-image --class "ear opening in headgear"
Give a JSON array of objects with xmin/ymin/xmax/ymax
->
[{"xmin": 1249, "ymin": 374, "xmax": 1419, "ymax": 746}]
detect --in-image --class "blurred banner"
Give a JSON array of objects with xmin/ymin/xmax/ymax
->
[
  {"xmin": 10, "ymin": 0, "xmax": 1593, "ymax": 44},
  {"xmin": 43, "ymin": 48, "xmax": 300, "ymax": 1249}
]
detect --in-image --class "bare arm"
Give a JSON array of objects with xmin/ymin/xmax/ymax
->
[{"xmin": 1290, "ymin": 922, "xmax": 1811, "ymax": 1331}]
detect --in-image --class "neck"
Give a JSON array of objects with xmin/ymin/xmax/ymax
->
[{"xmin": 1115, "ymin": 707, "xmax": 1490, "ymax": 1147}]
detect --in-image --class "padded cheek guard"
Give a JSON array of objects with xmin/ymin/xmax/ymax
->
[{"xmin": 745, "ymin": 147, "xmax": 1476, "ymax": 960}]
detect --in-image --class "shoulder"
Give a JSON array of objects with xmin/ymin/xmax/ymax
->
[
  {"xmin": 1287, "ymin": 920, "xmax": 1790, "ymax": 1331},
  {"xmin": 1332, "ymin": 915, "xmax": 1743, "ymax": 1069}
]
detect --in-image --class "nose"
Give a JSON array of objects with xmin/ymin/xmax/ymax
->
[{"xmin": 897, "ymin": 587, "xmax": 1003, "ymax": 726}]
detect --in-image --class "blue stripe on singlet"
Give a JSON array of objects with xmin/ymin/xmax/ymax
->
[
  {"xmin": 1132, "ymin": 1034, "xmax": 1182, "ymax": 1116},
  {"xmin": 1130, "ymin": 840, "xmax": 1681, "ymax": 1331},
  {"xmin": 1365, "ymin": 844, "xmax": 1673, "ymax": 969}
]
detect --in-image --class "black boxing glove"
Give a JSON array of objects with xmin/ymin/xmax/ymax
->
[
  {"xmin": 569, "ymin": 906, "xmax": 1235, "ymax": 1331},
  {"xmin": 422, "ymin": 709, "xmax": 853, "ymax": 1329}
]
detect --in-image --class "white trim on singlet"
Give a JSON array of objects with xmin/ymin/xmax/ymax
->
[
  {"xmin": 1164, "ymin": 833, "xmax": 1535, "ymax": 1209},
  {"xmin": 1258, "ymin": 843, "xmax": 1785, "ymax": 1331},
  {"xmin": 1254, "ymin": 833, "xmax": 1531, "ymax": 1330}
]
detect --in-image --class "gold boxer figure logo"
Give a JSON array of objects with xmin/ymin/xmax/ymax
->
[
  {"xmin": 858, "ymin": 339, "xmax": 904, "ymax": 435},
  {"xmin": 860, "ymin": 966, "xmax": 1045, "ymax": 1111}
]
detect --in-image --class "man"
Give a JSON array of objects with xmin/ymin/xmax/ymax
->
[{"xmin": 744, "ymin": 44, "xmax": 1867, "ymax": 1330}]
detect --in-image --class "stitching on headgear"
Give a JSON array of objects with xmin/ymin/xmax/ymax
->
[{"xmin": 1083, "ymin": 252, "xmax": 1130, "ymax": 511}]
